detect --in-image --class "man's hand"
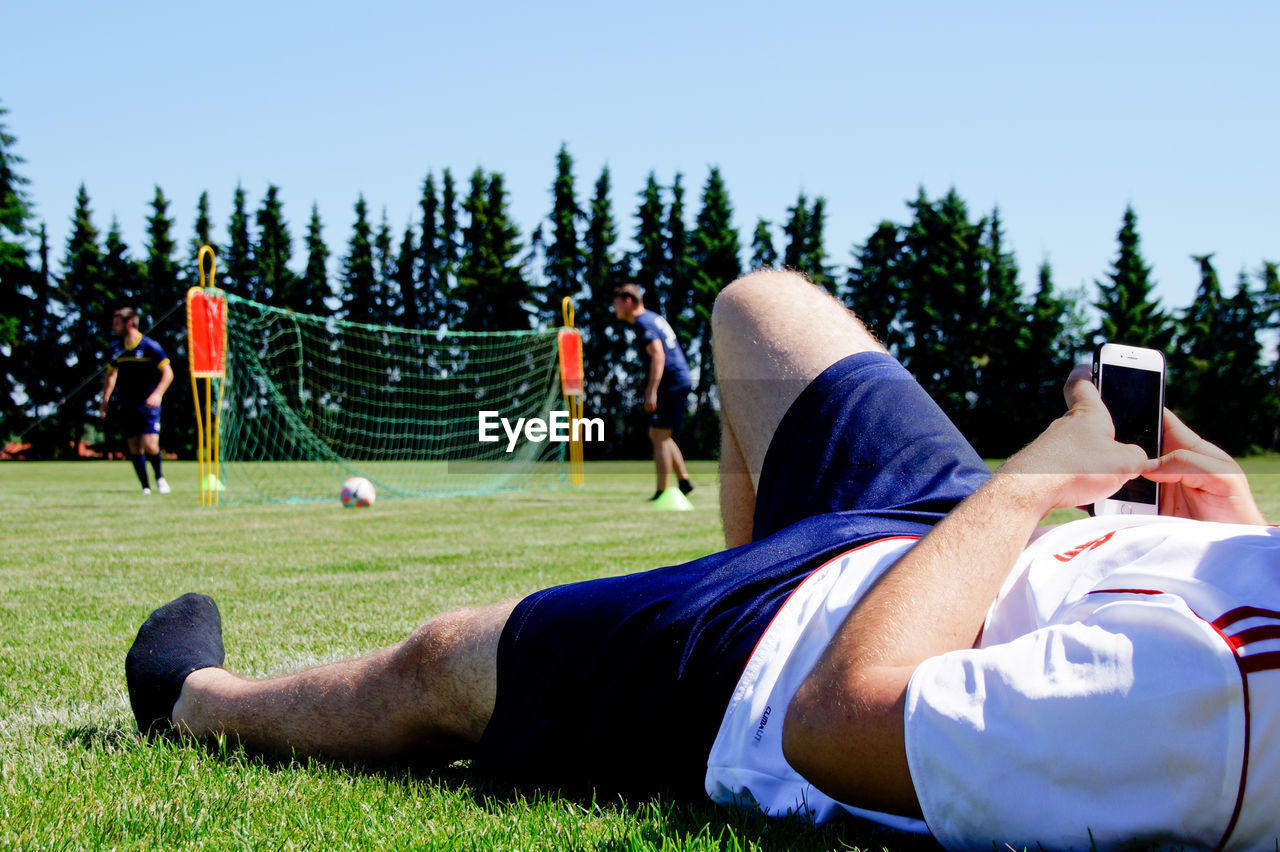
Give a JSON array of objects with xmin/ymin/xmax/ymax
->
[
  {"xmin": 98, "ymin": 402, "xmax": 109, "ymax": 419},
  {"xmin": 643, "ymin": 389, "xmax": 658, "ymax": 413},
  {"xmin": 145, "ymin": 392, "xmax": 162, "ymax": 409},
  {"xmin": 999, "ymin": 364, "xmax": 1150, "ymax": 516},
  {"xmin": 1143, "ymin": 408, "xmax": 1265, "ymax": 524}
]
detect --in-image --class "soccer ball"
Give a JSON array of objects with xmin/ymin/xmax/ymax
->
[{"xmin": 340, "ymin": 476, "xmax": 376, "ymax": 508}]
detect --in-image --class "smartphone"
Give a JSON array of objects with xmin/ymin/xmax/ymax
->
[{"xmin": 1092, "ymin": 343, "xmax": 1165, "ymax": 516}]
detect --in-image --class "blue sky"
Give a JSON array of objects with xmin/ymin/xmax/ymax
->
[{"xmin": 4, "ymin": 1, "xmax": 1277, "ymax": 314}]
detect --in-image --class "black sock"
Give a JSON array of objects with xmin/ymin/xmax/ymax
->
[
  {"xmin": 147, "ymin": 453, "xmax": 163, "ymax": 480},
  {"xmin": 650, "ymin": 489, "xmax": 663, "ymax": 501},
  {"xmin": 678, "ymin": 478, "xmax": 694, "ymax": 495},
  {"xmin": 132, "ymin": 455, "xmax": 150, "ymax": 488},
  {"xmin": 125, "ymin": 593, "xmax": 226, "ymax": 735}
]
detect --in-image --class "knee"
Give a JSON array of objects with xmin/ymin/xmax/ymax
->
[
  {"xmin": 393, "ymin": 614, "xmax": 470, "ymax": 687},
  {"xmin": 713, "ymin": 269, "xmax": 811, "ymax": 326},
  {"xmin": 711, "ymin": 269, "xmax": 816, "ymax": 346}
]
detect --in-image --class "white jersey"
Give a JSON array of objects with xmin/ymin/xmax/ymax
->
[{"xmin": 705, "ymin": 515, "xmax": 1280, "ymax": 851}]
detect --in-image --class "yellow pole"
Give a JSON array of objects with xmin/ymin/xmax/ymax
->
[
  {"xmin": 190, "ymin": 245, "xmax": 225, "ymax": 506},
  {"xmin": 560, "ymin": 297, "xmax": 585, "ymax": 488}
]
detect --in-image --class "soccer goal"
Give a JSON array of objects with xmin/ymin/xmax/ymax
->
[{"xmin": 207, "ymin": 293, "xmax": 578, "ymax": 504}]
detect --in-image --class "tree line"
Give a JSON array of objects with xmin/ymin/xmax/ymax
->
[{"xmin": 2, "ymin": 101, "xmax": 1277, "ymax": 462}]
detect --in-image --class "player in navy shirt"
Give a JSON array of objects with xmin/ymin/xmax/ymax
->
[
  {"xmin": 612, "ymin": 283, "xmax": 695, "ymax": 500},
  {"xmin": 99, "ymin": 307, "xmax": 174, "ymax": 494}
]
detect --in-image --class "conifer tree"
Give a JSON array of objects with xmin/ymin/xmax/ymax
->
[
  {"xmin": 300, "ymin": 204, "xmax": 331, "ymax": 316},
  {"xmin": 18, "ymin": 223, "xmax": 57, "ymax": 443},
  {"xmin": 665, "ymin": 174, "xmax": 695, "ymax": 348},
  {"xmin": 456, "ymin": 170, "xmax": 527, "ymax": 331},
  {"xmin": 970, "ymin": 208, "xmax": 1028, "ymax": 452},
  {"xmin": 581, "ymin": 166, "xmax": 629, "ymax": 452},
  {"xmin": 782, "ymin": 193, "xmax": 810, "ymax": 271},
  {"xmin": 545, "ymin": 145, "xmax": 583, "ymax": 325},
  {"xmin": 142, "ymin": 187, "xmax": 180, "ymax": 323},
  {"xmin": 897, "ymin": 188, "xmax": 989, "ymax": 436},
  {"xmin": 806, "ymin": 197, "xmax": 834, "ymax": 291},
  {"xmin": 416, "ymin": 174, "xmax": 441, "ymax": 328},
  {"xmin": 1213, "ymin": 270, "xmax": 1273, "ymax": 454},
  {"xmin": 0, "ymin": 101, "xmax": 33, "ymax": 432},
  {"xmin": 102, "ymin": 219, "xmax": 141, "ymax": 313},
  {"xmin": 1095, "ymin": 205, "xmax": 1173, "ymax": 350},
  {"xmin": 393, "ymin": 223, "xmax": 417, "ymax": 325},
  {"xmin": 687, "ymin": 167, "xmax": 741, "ymax": 454},
  {"xmin": 54, "ymin": 184, "xmax": 108, "ymax": 455},
  {"xmin": 341, "ymin": 196, "xmax": 377, "ymax": 326},
  {"xmin": 222, "ymin": 185, "xmax": 251, "ymax": 296},
  {"xmin": 630, "ymin": 173, "xmax": 666, "ymax": 310},
  {"xmin": 845, "ymin": 221, "xmax": 904, "ymax": 350},
  {"xmin": 188, "ymin": 191, "xmax": 213, "ymax": 281},
  {"xmin": 749, "ymin": 218, "xmax": 777, "ymax": 270},
  {"xmin": 373, "ymin": 209, "xmax": 397, "ymax": 323},
  {"xmin": 781, "ymin": 194, "xmax": 833, "ymax": 289},
  {"xmin": 438, "ymin": 169, "xmax": 461, "ymax": 327},
  {"xmin": 253, "ymin": 185, "xmax": 294, "ymax": 306},
  {"xmin": 1023, "ymin": 260, "xmax": 1073, "ymax": 416},
  {"xmin": 1171, "ymin": 254, "xmax": 1224, "ymax": 430},
  {"xmin": 522, "ymin": 223, "xmax": 548, "ymax": 325}
]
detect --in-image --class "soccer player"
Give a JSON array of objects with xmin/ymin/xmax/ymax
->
[
  {"xmin": 611, "ymin": 283, "xmax": 696, "ymax": 500},
  {"xmin": 99, "ymin": 307, "xmax": 174, "ymax": 495},
  {"xmin": 126, "ymin": 271, "xmax": 1279, "ymax": 850}
]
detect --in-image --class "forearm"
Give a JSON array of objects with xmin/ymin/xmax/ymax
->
[
  {"xmin": 646, "ymin": 351, "xmax": 665, "ymax": 396},
  {"xmin": 841, "ymin": 472, "xmax": 1047, "ymax": 669},
  {"xmin": 154, "ymin": 364, "xmax": 174, "ymax": 399},
  {"xmin": 101, "ymin": 372, "xmax": 116, "ymax": 408},
  {"xmin": 783, "ymin": 472, "xmax": 1047, "ymax": 813}
]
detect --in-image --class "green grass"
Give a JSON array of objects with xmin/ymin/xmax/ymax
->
[{"xmin": 5, "ymin": 458, "xmax": 1280, "ymax": 850}]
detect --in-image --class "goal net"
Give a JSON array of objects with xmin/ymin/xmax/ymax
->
[{"xmin": 214, "ymin": 294, "xmax": 572, "ymax": 504}]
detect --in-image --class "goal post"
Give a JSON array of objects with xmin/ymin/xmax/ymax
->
[{"xmin": 206, "ymin": 292, "xmax": 582, "ymax": 504}]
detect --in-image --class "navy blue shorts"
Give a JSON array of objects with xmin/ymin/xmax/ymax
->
[
  {"xmin": 650, "ymin": 385, "xmax": 691, "ymax": 431},
  {"xmin": 472, "ymin": 352, "xmax": 991, "ymax": 795},
  {"xmin": 119, "ymin": 402, "xmax": 162, "ymax": 437}
]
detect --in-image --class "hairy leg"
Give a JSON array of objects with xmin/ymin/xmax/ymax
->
[
  {"xmin": 172, "ymin": 600, "xmax": 517, "ymax": 765},
  {"xmin": 711, "ymin": 270, "xmax": 886, "ymax": 531}
]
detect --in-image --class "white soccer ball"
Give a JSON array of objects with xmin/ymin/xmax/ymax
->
[{"xmin": 340, "ymin": 476, "xmax": 376, "ymax": 508}]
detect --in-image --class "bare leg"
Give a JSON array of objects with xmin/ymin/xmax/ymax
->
[
  {"xmin": 711, "ymin": 270, "xmax": 886, "ymax": 533},
  {"xmin": 719, "ymin": 416, "xmax": 755, "ymax": 548},
  {"xmin": 172, "ymin": 600, "xmax": 517, "ymax": 765},
  {"xmin": 650, "ymin": 426, "xmax": 674, "ymax": 492},
  {"xmin": 667, "ymin": 436, "xmax": 690, "ymax": 482}
]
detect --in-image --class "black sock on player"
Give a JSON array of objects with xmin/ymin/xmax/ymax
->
[
  {"xmin": 125, "ymin": 592, "xmax": 225, "ymax": 735},
  {"xmin": 132, "ymin": 455, "xmax": 149, "ymax": 489}
]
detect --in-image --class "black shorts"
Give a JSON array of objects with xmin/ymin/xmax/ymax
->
[
  {"xmin": 119, "ymin": 402, "xmax": 162, "ymax": 437},
  {"xmin": 650, "ymin": 385, "xmax": 691, "ymax": 431},
  {"xmin": 472, "ymin": 353, "xmax": 990, "ymax": 795}
]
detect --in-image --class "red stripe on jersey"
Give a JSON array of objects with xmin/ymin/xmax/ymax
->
[
  {"xmin": 1223, "ymin": 625, "xmax": 1280, "ymax": 651},
  {"xmin": 1239, "ymin": 651, "xmax": 1280, "ymax": 675},
  {"xmin": 1213, "ymin": 606, "xmax": 1280, "ymax": 631}
]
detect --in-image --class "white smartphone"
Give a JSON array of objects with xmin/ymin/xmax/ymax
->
[{"xmin": 1092, "ymin": 343, "xmax": 1166, "ymax": 516}]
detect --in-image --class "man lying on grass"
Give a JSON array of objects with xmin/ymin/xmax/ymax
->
[{"xmin": 126, "ymin": 270, "xmax": 1278, "ymax": 851}]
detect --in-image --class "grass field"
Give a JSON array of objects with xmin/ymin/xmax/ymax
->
[{"xmin": 6, "ymin": 457, "xmax": 1280, "ymax": 850}]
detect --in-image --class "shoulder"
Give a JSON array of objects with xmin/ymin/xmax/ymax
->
[{"xmin": 141, "ymin": 336, "xmax": 168, "ymax": 359}]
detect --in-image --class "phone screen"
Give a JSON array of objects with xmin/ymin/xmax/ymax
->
[{"xmin": 1099, "ymin": 364, "xmax": 1162, "ymax": 504}]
